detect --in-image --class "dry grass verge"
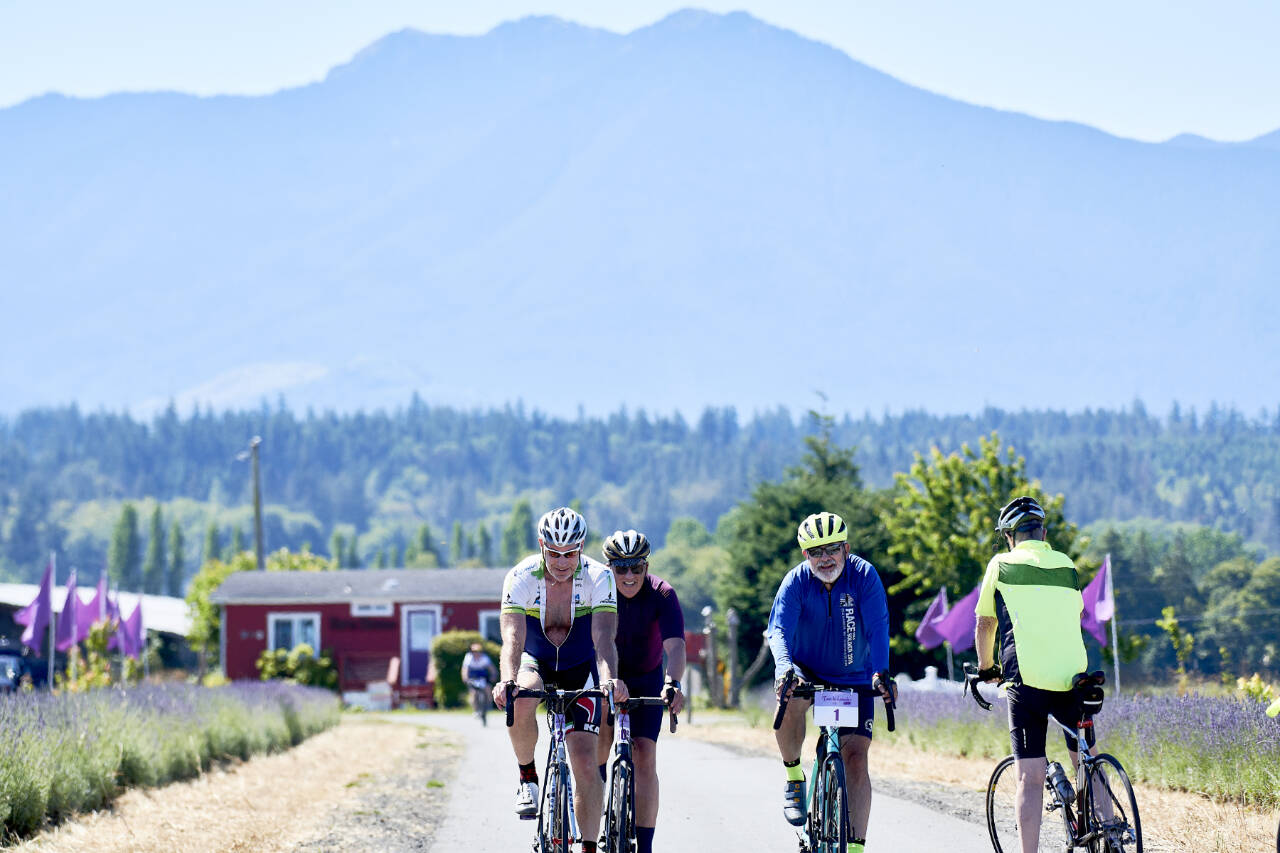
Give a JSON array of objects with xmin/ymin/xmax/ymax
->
[
  {"xmin": 682, "ymin": 713, "xmax": 1277, "ymax": 853},
  {"xmin": 12, "ymin": 716, "xmax": 461, "ymax": 853}
]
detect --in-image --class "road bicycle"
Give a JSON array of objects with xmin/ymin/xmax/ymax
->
[
  {"xmin": 506, "ymin": 683, "xmax": 606, "ymax": 853},
  {"xmin": 600, "ymin": 693, "xmax": 677, "ymax": 853},
  {"xmin": 963, "ymin": 663, "xmax": 1142, "ymax": 853},
  {"xmin": 772, "ymin": 670, "xmax": 896, "ymax": 853},
  {"xmin": 468, "ymin": 677, "xmax": 492, "ymax": 725}
]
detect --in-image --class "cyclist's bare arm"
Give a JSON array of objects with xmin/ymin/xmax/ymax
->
[
  {"xmin": 591, "ymin": 611, "xmax": 629, "ymax": 702},
  {"xmin": 493, "ymin": 612, "xmax": 526, "ymax": 709},
  {"xmin": 662, "ymin": 636, "xmax": 687, "ymax": 715},
  {"xmin": 975, "ymin": 616, "xmax": 999, "ymax": 673}
]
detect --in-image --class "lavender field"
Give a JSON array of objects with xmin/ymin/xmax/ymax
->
[
  {"xmin": 889, "ymin": 685, "xmax": 1280, "ymax": 806},
  {"xmin": 0, "ymin": 682, "xmax": 340, "ymax": 839}
]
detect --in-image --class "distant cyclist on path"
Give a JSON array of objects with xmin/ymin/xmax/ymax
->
[
  {"xmin": 492, "ymin": 506, "xmax": 628, "ymax": 853},
  {"xmin": 767, "ymin": 511, "xmax": 894, "ymax": 853},
  {"xmin": 974, "ymin": 495, "xmax": 1091, "ymax": 853},
  {"xmin": 594, "ymin": 529, "xmax": 686, "ymax": 853}
]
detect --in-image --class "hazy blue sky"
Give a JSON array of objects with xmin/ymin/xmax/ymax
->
[{"xmin": 3, "ymin": 1, "xmax": 1277, "ymax": 142}]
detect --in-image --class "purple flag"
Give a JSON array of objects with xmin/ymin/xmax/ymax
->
[
  {"xmin": 1081, "ymin": 555, "xmax": 1114, "ymax": 645},
  {"xmin": 915, "ymin": 586, "xmax": 951, "ymax": 651},
  {"xmin": 120, "ymin": 602, "xmax": 144, "ymax": 660},
  {"xmin": 15, "ymin": 558, "xmax": 54, "ymax": 653},
  {"xmin": 55, "ymin": 570, "xmax": 82, "ymax": 651},
  {"xmin": 934, "ymin": 584, "xmax": 982, "ymax": 652},
  {"xmin": 78, "ymin": 574, "xmax": 109, "ymax": 638}
]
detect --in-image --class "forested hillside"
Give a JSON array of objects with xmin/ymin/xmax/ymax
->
[{"xmin": 2, "ymin": 399, "xmax": 1277, "ymax": 587}]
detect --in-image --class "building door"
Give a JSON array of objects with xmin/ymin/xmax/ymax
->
[{"xmin": 400, "ymin": 605, "xmax": 442, "ymax": 686}]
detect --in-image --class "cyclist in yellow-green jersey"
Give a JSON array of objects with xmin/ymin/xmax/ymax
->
[{"xmin": 975, "ymin": 496, "xmax": 1090, "ymax": 853}]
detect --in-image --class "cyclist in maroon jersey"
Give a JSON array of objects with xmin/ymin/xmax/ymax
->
[{"xmin": 594, "ymin": 529, "xmax": 686, "ymax": 853}]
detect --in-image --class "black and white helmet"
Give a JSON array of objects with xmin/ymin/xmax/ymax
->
[
  {"xmin": 602, "ymin": 529, "xmax": 651, "ymax": 565},
  {"xmin": 995, "ymin": 496, "xmax": 1046, "ymax": 536},
  {"xmin": 538, "ymin": 507, "xmax": 587, "ymax": 549}
]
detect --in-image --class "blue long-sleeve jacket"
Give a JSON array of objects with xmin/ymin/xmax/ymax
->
[{"xmin": 767, "ymin": 555, "xmax": 891, "ymax": 686}]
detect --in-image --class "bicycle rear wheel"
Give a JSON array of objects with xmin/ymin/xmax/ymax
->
[
  {"xmin": 986, "ymin": 755, "xmax": 1071, "ymax": 852},
  {"xmin": 815, "ymin": 753, "xmax": 848, "ymax": 853},
  {"xmin": 604, "ymin": 758, "xmax": 635, "ymax": 853},
  {"xmin": 1082, "ymin": 753, "xmax": 1142, "ymax": 853}
]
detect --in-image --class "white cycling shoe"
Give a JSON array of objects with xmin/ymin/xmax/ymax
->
[{"xmin": 515, "ymin": 780, "xmax": 538, "ymax": 818}]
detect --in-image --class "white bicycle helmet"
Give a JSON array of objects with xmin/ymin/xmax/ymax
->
[{"xmin": 537, "ymin": 507, "xmax": 587, "ymax": 548}]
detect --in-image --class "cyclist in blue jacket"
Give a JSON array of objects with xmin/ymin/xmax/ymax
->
[{"xmin": 767, "ymin": 511, "xmax": 894, "ymax": 853}]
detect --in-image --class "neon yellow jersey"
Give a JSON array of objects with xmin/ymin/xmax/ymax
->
[{"xmin": 976, "ymin": 539, "xmax": 1086, "ymax": 692}]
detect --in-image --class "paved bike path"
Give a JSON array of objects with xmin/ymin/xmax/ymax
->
[{"xmin": 426, "ymin": 712, "xmax": 991, "ymax": 853}]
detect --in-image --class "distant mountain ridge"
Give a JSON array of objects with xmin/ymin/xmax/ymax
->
[{"xmin": 2, "ymin": 10, "xmax": 1278, "ymax": 418}]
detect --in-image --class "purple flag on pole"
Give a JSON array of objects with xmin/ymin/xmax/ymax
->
[
  {"xmin": 1081, "ymin": 555, "xmax": 1113, "ymax": 645},
  {"xmin": 120, "ymin": 602, "xmax": 144, "ymax": 660},
  {"xmin": 78, "ymin": 574, "xmax": 109, "ymax": 638},
  {"xmin": 15, "ymin": 558, "xmax": 54, "ymax": 653},
  {"xmin": 934, "ymin": 584, "xmax": 982, "ymax": 652},
  {"xmin": 55, "ymin": 570, "xmax": 82, "ymax": 651},
  {"xmin": 915, "ymin": 586, "xmax": 951, "ymax": 651}
]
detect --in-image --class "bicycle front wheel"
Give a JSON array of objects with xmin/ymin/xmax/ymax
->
[
  {"xmin": 539, "ymin": 764, "xmax": 572, "ymax": 853},
  {"xmin": 604, "ymin": 759, "xmax": 635, "ymax": 853},
  {"xmin": 1083, "ymin": 753, "xmax": 1142, "ymax": 853},
  {"xmin": 815, "ymin": 753, "xmax": 849, "ymax": 853}
]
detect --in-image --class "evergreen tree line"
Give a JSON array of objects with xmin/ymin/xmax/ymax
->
[{"xmin": 3, "ymin": 398, "xmax": 1279, "ymax": 587}]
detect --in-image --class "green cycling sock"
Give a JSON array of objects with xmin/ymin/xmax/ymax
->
[
  {"xmin": 847, "ymin": 842, "xmax": 864, "ymax": 853},
  {"xmin": 784, "ymin": 759, "xmax": 804, "ymax": 782}
]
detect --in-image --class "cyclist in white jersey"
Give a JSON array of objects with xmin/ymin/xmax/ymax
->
[{"xmin": 493, "ymin": 507, "xmax": 627, "ymax": 853}]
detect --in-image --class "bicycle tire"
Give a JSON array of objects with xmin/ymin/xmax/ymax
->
[
  {"xmin": 1082, "ymin": 753, "xmax": 1142, "ymax": 853},
  {"xmin": 604, "ymin": 758, "xmax": 635, "ymax": 853},
  {"xmin": 815, "ymin": 752, "xmax": 849, "ymax": 853},
  {"xmin": 538, "ymin": 762, "xmax": 570, "ymax": 853},
  {"xmin": 985, "ymin": 755, "xmax": 1019, "ymax": 853}
]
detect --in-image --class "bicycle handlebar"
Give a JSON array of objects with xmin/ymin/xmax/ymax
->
[
  {"xmin": 607, "ymin": 694, "xmax": 679, "ymax": 733},
  {"xmin": 772, "ymin": 670, "xmax": 896, "ymax": 732},
  {"xmin": 503, "ymin": 684, "xmax": 606, "ymax": 728}
]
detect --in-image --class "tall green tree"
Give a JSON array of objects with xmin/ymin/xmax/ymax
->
[
  {"xmin": 501, "ymin": 500, "xmax": 536, "ymax": 566},
  {"xmin": 330, "ymin": 531, "xmax": 346, "ymax": 569},
  {"xmin": 450, "ymin": 521, "xmax": 466, "ymax": 566},
  {"xmin": 884, "ymin": 432, "xmax": 1077, "ymax": 659},
  {"xmin": 404, "ymin": 523, "xmax": 440, "ymax": 568},
  {"xmin": 167, "ymin": 521, "xmax": 186, "ymax": 597},
  {"xmin": 109, "ymin": 503, "xmax": 142, "ymax": 591},
  {"xmin": 142, "ymin": 505, "xmax": 166, "ymax": 594},
  {"xmin": 203, "ymin": 522, "xmax": 221, "ymax": 564},
  {"xmin": 345, "ymin": 536, "xmax": 360, "ymax": 569},
  {"xmin": 476, "ymin": 524, "xmax": 493, "ymax": 566},
  {"xmin": 230, "ymin": 526, "xmax": 246, "ymax": 555}
]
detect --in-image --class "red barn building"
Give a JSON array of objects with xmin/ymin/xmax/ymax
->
[{"xmin": 211, "ymin": 568, "xmax": 508, "ymax": 706}]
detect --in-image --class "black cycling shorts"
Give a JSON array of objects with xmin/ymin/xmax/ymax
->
[
  {"xmin": 1007, "ymin": 683, "xmax": 1096, "ymax": 760},
  {"xmin": 619, "ymin": 665, "xmax": 667, "ymax": 742},
  {"xmin": 518, "ymin": 654, "xmax": 603, "ymax": 735}
]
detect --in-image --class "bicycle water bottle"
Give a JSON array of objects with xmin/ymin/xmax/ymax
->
[{"xmin": 1046, "ymin": 761, "xmax": 1074, "ymax": 803}]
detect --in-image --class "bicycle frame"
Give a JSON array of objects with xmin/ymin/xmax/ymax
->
[
  {"xmin": 964, "ymin": 663, "xmax": 1141, "ymax": 852},
  {"xmin": 602, "ymin": 694, "xmax": 675, "ymax": 853},
  {"xmin": 505, "ymin": 685, "xmax": 605, "ymax": 853}
]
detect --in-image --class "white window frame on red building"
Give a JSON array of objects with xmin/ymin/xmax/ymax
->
[{"xmin": 267, "ymin": 611, "xmax": 322, "ymax": 651}]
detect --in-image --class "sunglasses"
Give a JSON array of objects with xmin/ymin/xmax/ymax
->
[
  {"xmin": 543, "ymin": 546, "xmax": 582, "ymax": 560},
  {"xmin": 805, "ymin": 543, "xmax": 845, "ymax": 559},
  {"xmin": 611, "ymin": 561, "xmax": 648, "ymax": 575}
]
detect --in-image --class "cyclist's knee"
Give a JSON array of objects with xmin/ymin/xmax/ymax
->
[{"xmin": 632, "ymin": 737, "xmax": 658, "ymax": 771}]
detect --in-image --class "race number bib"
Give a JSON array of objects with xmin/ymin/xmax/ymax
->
[{"xmin": 811, "ymin": 691, "xmax": 858, "ymax": 727}]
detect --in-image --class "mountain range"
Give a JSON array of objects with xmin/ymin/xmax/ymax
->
[{"xmin": 2, "ymin": 10, "xmax": 1278, "ymax": 418}]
